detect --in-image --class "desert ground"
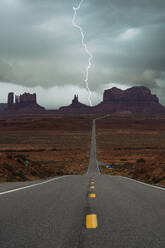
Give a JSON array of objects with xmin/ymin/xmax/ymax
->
[
  {"xmin": 1, "ymin": 114, "xmax": 165, "ymax": 187},
  {"xmin": 0, "ymin": 115, "xmax": 93, "ymax": 182},
  {"xmin": 96, "ymin": 115, "xmax": 165, "ymax": 187}
]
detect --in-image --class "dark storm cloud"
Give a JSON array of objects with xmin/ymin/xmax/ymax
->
[
  {"xmin": 0, "ymin": 0, "xmax": 165, "ymax": 105},
  {"xmin": 0, "ymin": 60, "xmax": 12, "ymax": 82}
]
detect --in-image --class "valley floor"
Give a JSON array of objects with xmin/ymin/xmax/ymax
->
[{"xmin": 96, "ymin": 115, "xmax": 165, "ymax": 187}]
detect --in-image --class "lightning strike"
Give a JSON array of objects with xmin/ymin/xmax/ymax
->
[{"xmin": 72, "ymin": 0, "xmax": 93, "ymax": 106}]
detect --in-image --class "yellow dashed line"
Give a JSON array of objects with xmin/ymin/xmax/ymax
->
[
  {"xmin": 90, "ymin": 186, "xmax": 95, "ymax": 189},
  {"xmin": 89, "ymin": 193, "xmax": 96, "ymax": 198},
  {"xmin": 91, "ymin": 182, "xmax": 95, "ymax": 184},
  {"xmin": 86, "ymin": 214, "xmax": 98, "ymax": 229}
]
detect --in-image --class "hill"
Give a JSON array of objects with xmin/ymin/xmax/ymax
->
[
  {"xmin": 93, "ymin": 86, "xmax": 165, "ymax": 115},
  {"xmin": 1, "ymin": 86, "xmax": 165, "ymax": 115}
]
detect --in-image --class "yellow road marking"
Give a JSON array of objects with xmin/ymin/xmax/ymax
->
[
  {"xmin": 86, "ymin": 214, "xmax": 98, "ymax": 229},
  {"xmin": 90, "ymin": 186, "xmax": 95, "ymax": 189},
  {"xmin": 91, "ymin": 182, "xmax": 95, "ymax": 184},
  {"xmin": 89, "ymin": 193, "xmax": 96, "ymax": 198}
]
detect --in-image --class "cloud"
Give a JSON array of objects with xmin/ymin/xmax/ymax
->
[{"xmin": 0, "ymin": 0, "xmax": 165, "ymax": 107}]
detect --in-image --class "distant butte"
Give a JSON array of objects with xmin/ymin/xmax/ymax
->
[
  {"xmin": 93, "ymin": 86, "xmax": 164, "ymax": 115},
  {"xmin": 7, "ymin": 92, "xmax": 45, "ymax": 114},
  {"xmin": 0, "ymin": 86, "xmax": 165, "ymax": 115},
  {"xmin": 58, "ymin": 95, "xmax": 89, "ymax": 114}
]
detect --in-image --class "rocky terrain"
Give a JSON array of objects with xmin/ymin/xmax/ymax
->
[
  {"xmin": 1, "ymin": 113, "xmax": 165, "ymax": 186},
  {"xmin": 0, "ymin": 115, "xmax": 92, "ymax": 182},
  {"xmin": 59, "ymin": 95, "xmax": 89, "ymax": 114},
  {"xmin": 96, "ymin": 115, "xmax": 165, "ymax": 187},
  {"xmin": 93, "ymin": 86, "xmax": 165, "ymax": 115},
  {"xmin": 0, "ymin": 103, "xmax": 7, "ymax": 112},
  {"xmin": 56, "ymin": 86, "xmax": 165, "ymax": 115},
  {"xmin": 1, "ymin": 86, "xmax": 165, "ymax": 115},
  {"xmin": 1, "ymin": 86, "xmax": 165, "ymax": 185},
  {"xmin": 6, "ymin": 92, "xmax": 45, "ymax": 114}
]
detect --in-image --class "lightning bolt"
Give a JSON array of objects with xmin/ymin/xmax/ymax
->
[{"xmin": 72, "ymin": 0, "xmax": 93, "ymax": 106}]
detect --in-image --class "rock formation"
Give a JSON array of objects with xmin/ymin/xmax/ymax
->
[
  {"xmin": 57, "ymin": 86, "xmax": 165, "ymax": 115},
  {"xmin": 59, "ymin": 95, "xmax": 89, "ymax": 114},
  {"xmin": 1, "ymin": 86, "xmax": 165, "ymax": 115},
  {"xmin": 0, "ymin": 104, "xmax": 7, "ymax": 112},
  {"xmin": 103, "ymin": 87, "xmax": 159, "ymax": 103},
  {"xmin": 7, "ymin": 92, "xmax": 45, "ymax": 113},
  {"xmin": 8, "ymin": 92, "xmax": 14, "ymax": 108},
  {"xmin": 93, "ymin": 86, "xmax": 165, "ymax": 114}
]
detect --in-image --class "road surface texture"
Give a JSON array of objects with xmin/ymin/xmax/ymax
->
[{"xmin": 0, "ymin": 119, "xmax": 165, "ymax": 248}]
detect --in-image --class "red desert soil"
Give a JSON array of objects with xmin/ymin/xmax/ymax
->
[
  {"xmin": 96, "ymin": 115, "xmax": 165, "ymax": 187},
  {"xmin": 0, "ymin": 115, "xmax": 93, "ymax": 182}
]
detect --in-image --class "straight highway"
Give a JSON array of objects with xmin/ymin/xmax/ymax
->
[{"xmin": 0, "ymin": 119, "xmax": 165, "ymax": 247}]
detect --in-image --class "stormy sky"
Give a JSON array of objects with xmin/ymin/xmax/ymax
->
[{"xmin": 0, "ymin": 0, "xmax": 165, "ymax": 109}]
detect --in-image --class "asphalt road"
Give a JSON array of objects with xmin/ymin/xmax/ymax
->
[{"xmin": 0, "ymin": 119, "xmax": 165, "ymax": 247}]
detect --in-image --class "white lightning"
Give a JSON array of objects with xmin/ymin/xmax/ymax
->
[{"xmin": 72, "ymin": 0, "xmax": 93, "ymax": 106}]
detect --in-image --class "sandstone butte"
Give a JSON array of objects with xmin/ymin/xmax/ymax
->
[{"xmin": 0, "ymin": 86, "xmax": 165, "ymax": 115}]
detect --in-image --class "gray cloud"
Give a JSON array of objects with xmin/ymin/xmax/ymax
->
[
  {"xmin": 0, "ymin": 60, "xmax": 12, "ymax": 82},
  {"xmin": 0, "ymin": 0, "xmax": 165, "ymax": 106}
]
